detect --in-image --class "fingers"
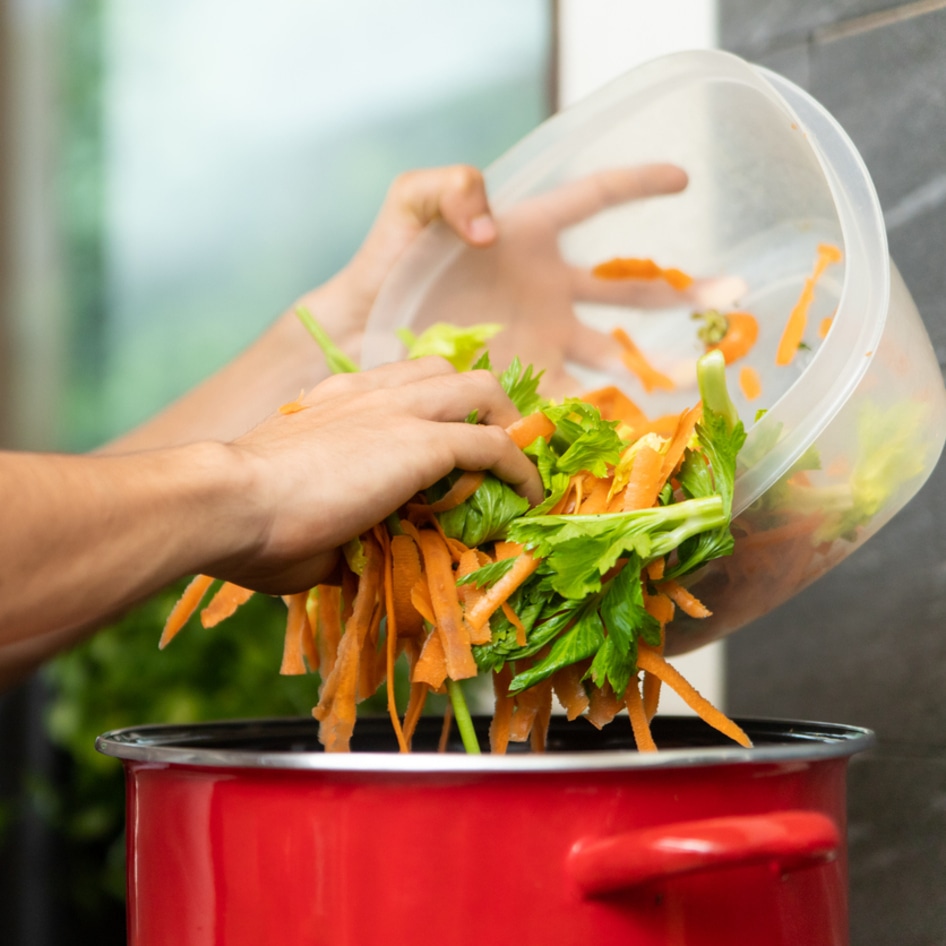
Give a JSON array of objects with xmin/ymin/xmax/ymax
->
[
  {"xmin": 302, "ymin": 355, "xmax": 456, "ymax": 402},
  {"xmin": 531, "ymin": 163, "xmax": 688, "ymax": 229},
  {"xmin": 388, "ymin": 164, "xmax": 497, "ymax": 246},
  {"xmin": 442, "ymin": 422, "xmax": 545, "ymax": 506},
  {"xmin": 571, "ymin": 268, "xmax": 749, "ymax": 310},
  {"xmin": 307, "ymin": 362, "xmax": 541, "ymax": 500},
  {"xmin": 564, "ymin": 320, "xmax": 624, "ymax": 373},
  {"xmin": 303, "ymin": 359, "xmax": 523, "ymax": 430},
  {"xmin": 410, "ymin": 367, "xmax": 524, "ymax": 429}
]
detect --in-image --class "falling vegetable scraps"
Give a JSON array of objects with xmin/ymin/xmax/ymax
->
[{"xmin": 160, "ymin": 317, "xmax": 750, "ymax": 756}]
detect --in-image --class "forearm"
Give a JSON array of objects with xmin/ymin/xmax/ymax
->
[{"xmin": 0, "ymin": 443, "xmax": 257, "ymax": 652}]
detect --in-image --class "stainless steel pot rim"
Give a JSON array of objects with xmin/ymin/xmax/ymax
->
[{"xmin": 95, "ymin": 715, "xmax": 876, "ymax": 774}]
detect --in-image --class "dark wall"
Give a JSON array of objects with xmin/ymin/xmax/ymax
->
[{"xmin": 720, "ymin": 4, "xmax": 946, "ymax": 945}]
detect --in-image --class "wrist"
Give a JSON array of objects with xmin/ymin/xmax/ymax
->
[{"xmin": 177, "ymin": 440, "xmax": 271, "ymax": 574}]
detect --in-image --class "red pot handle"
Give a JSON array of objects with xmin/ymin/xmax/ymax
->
[{"xmin": 567, "ymin": 809, "xmax": 840, "ymax": 898}]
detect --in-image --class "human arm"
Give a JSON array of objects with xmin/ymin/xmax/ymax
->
[{"xmin": 0, "ymin": 359, "xmax": 541, "ymax": 687}]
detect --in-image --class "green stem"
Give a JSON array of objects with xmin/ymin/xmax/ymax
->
[
  {"xmin": 445, "ymin": 679, "xmax": 481, "ymax": 754},
  {"xmin": 697, "ymin": 349, "xmax": 740, "ymax": 431},
  {"xmin": 295, "ymin": 305, "xmax": 359, "ymax": 374}
]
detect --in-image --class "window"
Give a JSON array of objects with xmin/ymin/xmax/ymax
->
[{"xmin": 54, "ymin": 0, "xmax": 552, "ymax": 448}]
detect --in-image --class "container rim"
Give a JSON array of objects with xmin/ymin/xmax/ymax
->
[{"xmin": 96, "ymin": 715, "xmax": 876, "ymax": 774}]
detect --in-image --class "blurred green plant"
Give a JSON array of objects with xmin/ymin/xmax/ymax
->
[{"xmin": 40, "ymin": 579, "xmax": 332, "ymax": 914}]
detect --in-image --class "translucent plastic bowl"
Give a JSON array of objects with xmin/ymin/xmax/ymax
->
[{"xmin": 362, "ymin": 50, "xmax": 946, "ymax": 653}]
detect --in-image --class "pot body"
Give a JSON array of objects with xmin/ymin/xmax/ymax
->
[{"xmin": 101, "ymin": 717, "xmax": 873, "ymax": 946}]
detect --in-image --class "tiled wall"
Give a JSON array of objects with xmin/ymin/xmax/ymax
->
[{"xmin": 720, "ymin": 3, "xmax": 946, "ymax": 944}]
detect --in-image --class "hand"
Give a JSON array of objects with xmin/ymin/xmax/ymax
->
[
  {"xmin": 290, "ymin": 164, "xmax": 500, "ymax": 373},
  {"xmin": 363, "ymin": 164, "xmax": 744, "ymax": 396},
  {"xmin": 215, "ymin": 357, "xmax": 542, "ymax": 593},
  {"xmin": 103, "ymin": 166, "xmax": 500, "ymax": 453}
]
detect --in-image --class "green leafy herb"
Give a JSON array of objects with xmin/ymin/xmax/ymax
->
[
  {"xmin": 437, "ymin": 475, "xmax": 530, "ymax": 547},
  {"xmin": 456, "ymin": 556, "xmax": 517, "ymax": 589},
  {"xmin": 397, "ymin": 322, "xmax": 503, "ymax": 371},
  {"xmin": 498, "ymin": 356, "xmax": 546, "ymax": 416},
  {"xmin": 470, "ymin": 350, "xmax": 744, "ymax": 699}
]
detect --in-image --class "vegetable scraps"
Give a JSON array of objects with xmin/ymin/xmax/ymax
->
[
  {"xmin": 161, "ymin": 319, "xmax": 750, "ymax": 756},
  {"xmin": 776, "ymin": 243, "xmax": 843, "ymax": 366},
  {"xmin": 593, "ymin": 244, "xmax": 844, "ymax": 404}
]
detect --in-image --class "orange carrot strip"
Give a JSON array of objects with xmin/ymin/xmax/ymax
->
[
  {"xmin": 593, "ymin": 256, "xmax": 661, "ymax": 280},
  {"xmin": 160, "ymin": 574, "xmax": 216, "ymax": 649},
  {"xmin": 509, "ymin": 678, "xmax": 552, "ymax": 744},
  {"xmin": 637, "ymin": 648, "xmax": 752, "ymax": 748},
  {"xmin": 646, "ymin": 558, "xmax": 666, "ymax": 582},
  {"xmin": 437, "ymin": 703, "xmax": 454, "ymax": 753},
  {"xmin": 302, "ymin": 591, "xmax": 320, "ymax": 671},
  {"xmin": 580, "ymin": 385, "xmax": 650, "ymax": 429},
  {"xmin": 390, "ymin": 534, "xmax": 425, "ymax": 637},
  {"xmin": 402, "ymin": 681, "xmax": 429, "ymax": 747},
  {"xmin": 401, "ymin": 638, "xmax": 429, "ymax": 747},
  {"xmin": 494, "ymin": 540, "xmax": 526, "ymax": 561},
  {"xmin": 410, "ymin": 577, "xmax": 437, "ymax": 626},
  {"xmin": 380, "ymin": 532, "xmax": 409, "ymax": 753},
  {"xmin": 551, "ymin": 663, "xmax": 590, "ymax": 721},
  {"xmin": 576, "ymin": 476, "xmax": 613, "ymax": 515},
  {"xmin": 776, "ymin": 243, "xmax": 843, "ymax": 366},
  {"xmin": 506, "ymin": 410, "xmax": 556, "ymax": 450},
  {"xmin": 658, "ymin": 579, "xmax": 712, "ymax": 618},
  {"xmin": 416, "ymin": 529, "xmax": 478, "ymax": 680},
  {"xmin": 641, "ymin": 587, "xmax": 672, "ymax": 721},
  {"xmin": 278, "ymin": 388, "xmax": 307, "ymax": 414},
  {"xmin": 359, "ymin": 532, "xmax": 389, "ymax": 700},
  {"xmin": 457, "ymin": 549, "xmax": 492, "ymax": 645},
  {"xmin": 530, "ymin": 682, "xmax": 554, "ymax": 753},
  {"xmin": 412, "ymin": 627, "xmax": 448, "ymax": 688},
  {"xmin": 592, "ymin": 256, "xmax": 694, "ymax": 290},
  {"xmin": 316, "ymin": 585, "xmax": 343, "ymax": 679},
  {"xmin": 501, "ymin": 600, "xmax": 528, "ymax": 647},
  {"xmin": 643, "ymin": 590, "xmax": 675, "ymax": 627},
  {"xmin": 819, "ymin": 315, "xmax": 834, "ymax": 339},
  {"xmin": 465, "ymin": 548, "xmax": 541, "ymax": 632},
  {"xmin": 641, "ymin": 412, "xmax": 682, "ymax": 439},
  {"xmin": 701, "ymin": 311, "xmax": 759, "ymax": 364},
  {"xmin": 279, "ymin": 592, "xmax": 310, "ymax": 675},
  {"xmin": 622, "ymin": 444, "xmax": 665, "ymax": 511},
  {"xmin": 625, "ymin": 678, "xmax": 658, "ymax": 752},
  {"xmin": 584, "ymin": 682, "xmax": 625, "ymax": 730},
  {"xmin": 642, "ymin": 670, "xmax": 663, "ymax": 723},
  {"xmin": 314, "ymin": 538, "xmax": 383, "ymax": 752},
  {"xmin": 444, "ymin": 536, "xmax": 469, "ymax": 564},
  {"xmin": 489, "ymin": 664, "xmax": 515, "ymax": 754},
  {"xmin": 200, "ymin": 581, "xmax": 256, "ymax": 629},
  {"xmin": 662, "ymin": 267, "xmax": 694, "ymax": 291},
  {"xmin": 414, "ymin": 471, "xmax": 485, "ymax": 514},
  {"xmin": 739, "ymin": 365, "xmax": 762, "ymax": 401},
  {"xmin": 611, "ymin": 326, "xmax": 675, "ymax": 392},
  {"xmin": 658, "ymin": 403, "xmax": 702, "ymax": 485}
]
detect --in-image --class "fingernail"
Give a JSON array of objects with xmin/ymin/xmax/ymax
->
[{"xmin": 467, "ymin": 213, "xmax": 497, "ymax": 244}]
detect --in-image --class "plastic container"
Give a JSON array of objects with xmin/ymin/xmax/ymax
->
[{"xmin": 363, "ymin": 50, "xmax": 946, "ymax": 653}]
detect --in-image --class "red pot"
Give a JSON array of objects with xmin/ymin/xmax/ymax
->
[{"xmin": 96, "ymin": 716, "xmax": 873, "ymax": 946}]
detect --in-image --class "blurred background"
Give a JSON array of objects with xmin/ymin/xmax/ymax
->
[{"xmin": 0, "ymin": 2, "xmax": 943, "ymax": 944}]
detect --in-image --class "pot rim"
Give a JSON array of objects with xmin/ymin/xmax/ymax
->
[{"xmin": 95, "ymin": 715, "xmax": 875, "ymax": 774}]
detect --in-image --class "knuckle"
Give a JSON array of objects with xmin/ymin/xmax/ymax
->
[{"xmin": 446, "ymin": 164, "xmax": 482, "ymax": 195}]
